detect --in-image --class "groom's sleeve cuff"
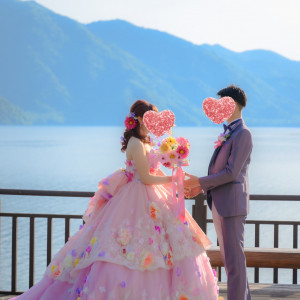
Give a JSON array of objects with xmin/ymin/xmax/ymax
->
[{"xmin": 198, "ymin": 177, "xmax": 209, "ymax": 193}]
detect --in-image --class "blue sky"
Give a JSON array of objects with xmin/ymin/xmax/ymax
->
[{"xmin": 24, "ymin": 0, "xmax": 300, "ymax": 61}]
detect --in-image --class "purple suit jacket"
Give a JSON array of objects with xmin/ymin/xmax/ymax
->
[{"xmin": 199, "ymin": 119, "xmax": 253, "ymax": 217}]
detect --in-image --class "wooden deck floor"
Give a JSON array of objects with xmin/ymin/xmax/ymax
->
[
  {"xmin": 219, "ymin": 283, "xmax": 300, "ymax": 299},
  {"xmin": 1, "ymin": 283, "xmax": 300, "ymax": 299}
]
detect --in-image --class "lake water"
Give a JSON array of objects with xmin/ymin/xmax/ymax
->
[{"xmin": 0, "ymin": 126, "xmax": 300, "ymax": 291}]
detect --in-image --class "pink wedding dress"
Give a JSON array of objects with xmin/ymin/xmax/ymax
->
[{"xmin": 12, "ymin": 151, "xmax": 219, "ymax": 300}]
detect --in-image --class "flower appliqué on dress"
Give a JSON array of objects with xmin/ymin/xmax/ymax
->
[
  {"xmin": 140, "ymin": 251, "xmax": 153, "ymax": 269},
  {"xmin": 149, "ymin": 202, "xmax": 160, "ymax": 220},
  {"xmin": 51, "ymin": 265, "xmax": 61, "ymax": 278},
  {"xmin": 126, "ymin": 251, "xmax": 135, "ymax": 261},
  {"xmin": 117, "ymin": 227, "xmax": 132, "ymax": 246}
]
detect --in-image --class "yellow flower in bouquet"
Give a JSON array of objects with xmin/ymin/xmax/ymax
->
[{"xmin": 166, "ymin": 136, "xmax": 178, "ymax": 147}]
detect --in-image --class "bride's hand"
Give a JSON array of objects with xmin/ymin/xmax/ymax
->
[
  {"xmin": 189, "ymin": 186, "xmax": 203, "ymax": 198},
  {"xmin": 184, "ymin": 172, "xmax": 202, "ymax": 189},
  {"xmin": 184, "ymin": 187, "xmax": 191, "ymax": 198}
]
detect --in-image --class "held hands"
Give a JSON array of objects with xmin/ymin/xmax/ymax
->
[
  {"xmin": 184, "ymin": 172, "xmax": 203, "ymax": 198},
  {"xmin": 184, "ymin": 172, "xmax": 202, "ymax": 188},
  {"xmin": 184, "ymin": 186, "xmax": 203, "ymax": 198}
]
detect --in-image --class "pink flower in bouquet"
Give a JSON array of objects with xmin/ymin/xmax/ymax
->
[
  {"xmin": 124, "ymin": 116, "xmax": 137, "ymax": 130},
  {"xmin": 153, "ymin": 135, "xmax": 190, "ymax": 169},
  {"xmin": 176, "ymin": 137, "xmax": 190, "ymax": 149},
  {"xmin": 160, "ymin": 153, "xmax": 168, "ymax": 162},
  {"xmin": 168, "ymin": 150, "xmax": 178, "ymax": 161},
  {"xmin": 163, "ymin": 162, "xmax": 172, "ymax": 168},
  {"xmin": 176, "ymin": 145, "xmax": 189, "ymax": 159},
  {"xmin": 159, "ymin": 153, "xmax": 171, "ymax": 168}
]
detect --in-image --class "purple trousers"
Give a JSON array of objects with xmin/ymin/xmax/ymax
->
[{"xmin": 212, "ymin": 202, "xmax": 251, "ymax": 300}]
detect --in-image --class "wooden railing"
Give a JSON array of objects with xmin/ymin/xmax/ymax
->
[
  {"xmin": 0, "ymin": 189, "xmax": 299, "ymax": 295},
  {"xmin": 193, "ymin": 193, "xmax": 300, "ymax": 284}
]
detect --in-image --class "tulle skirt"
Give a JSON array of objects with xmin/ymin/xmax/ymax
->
[{"xmin": 12, "ymin": 169, "xmax": 219, "ymax": 300}]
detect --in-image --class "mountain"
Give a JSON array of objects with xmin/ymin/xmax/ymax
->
[{"xmin": 0, "ymin": 0, "xmax": 300, "ymax": 126}]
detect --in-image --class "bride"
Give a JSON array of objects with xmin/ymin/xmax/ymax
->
[{"xmin": 12, "ymin": 100, "xmax": 219, "ymax": 300}]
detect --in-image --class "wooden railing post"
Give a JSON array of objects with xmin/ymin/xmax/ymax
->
[
  {"xmin": 273, "ymin": 224, "xmax": 279, "ymax": 283},
  {"xmin": 192, "ymin": 193, "xmax": 207, "ymax": 233},
  {"xmin": 29, "ymin": 217, "xmax": 35, "ymax": 288},
  {"xmin": 47, "ymin": 217, "xmax": 53, "ymax": 266},
  {"xmin": 254, "ymin": 224, "xmax": 260, "ymax": 283},
  {"xmin": 11, "ymin": 216, "xmax": 18, "ymax": 293},
  {"xmin": 293, "ymin": 224, "xmax": 298, "ymax": 284}
]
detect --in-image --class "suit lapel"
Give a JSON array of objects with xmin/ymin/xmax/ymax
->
[
  {"xmin": 208, "ymin": 146, "xmax": 221, "ymax": 171},
  {"xmin": 208, "ymin": 119, "xmax": 244, "ymax": 173}
]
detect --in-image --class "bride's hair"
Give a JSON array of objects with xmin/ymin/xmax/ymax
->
[{"xmin": 121, "ymin": 100, "xmax": 158, "ymax": 152}]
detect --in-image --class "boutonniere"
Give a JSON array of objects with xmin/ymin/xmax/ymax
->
[{"xmin": 214, "ymin": 133, "xmax": 231, "ymax": 149}]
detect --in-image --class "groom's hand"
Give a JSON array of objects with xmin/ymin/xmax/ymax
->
[{"xmin": 184, "ymin": 172, "xmax": 202, "ymax": 189}]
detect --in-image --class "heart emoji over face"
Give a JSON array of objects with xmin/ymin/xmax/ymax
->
[
  {"xmin": 143, "ymin": 110, "xmax": 175, "ymax": 137},
  {"xmin": 202, "ymin": 97, "xmax": 236, "ymax": 124}
]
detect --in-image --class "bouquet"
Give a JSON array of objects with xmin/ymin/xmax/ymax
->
[
  {"xmin": 151, "ymin": 135, "xmax": 190, "ymax": 223},
  {"xmin": 142, "ymin": 109, "xmax": 190, "ymax": 223},
  {"xmin": 154, "ymin": 136, "xmax": 190, "ymax": 169}
]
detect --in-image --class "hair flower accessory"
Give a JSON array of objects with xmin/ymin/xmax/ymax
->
[{"xmin": 124, "ymin": 112, "xmax": 137, "ymax": 130}]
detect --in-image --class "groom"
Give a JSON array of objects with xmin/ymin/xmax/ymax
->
[{"xmin": 185, "ymin": 84, "xmax": 253, "ymax": 300}]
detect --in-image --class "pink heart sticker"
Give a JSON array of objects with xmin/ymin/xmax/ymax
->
[
  {"xmin": 202, "ymin": 97, "xmax": 236, "ymax": 124},
  {"xmin": 143, "ymin": 110, "xmax": 175, "ymax": 137}
]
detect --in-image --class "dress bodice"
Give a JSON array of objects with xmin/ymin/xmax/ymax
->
[{"xmin": 124, "ymin": 149, "xmax": 160, "ymax": 181}]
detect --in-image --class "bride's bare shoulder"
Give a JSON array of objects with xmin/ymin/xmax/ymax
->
[{"xmin": 127, "ymin": 137, "xmax": 144, "ymax": 150}]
